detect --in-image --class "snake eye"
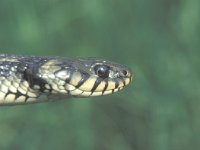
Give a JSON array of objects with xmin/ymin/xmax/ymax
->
[{"xmin": 94, "ymin": 65, "xmax": 110, "ymax": 79}]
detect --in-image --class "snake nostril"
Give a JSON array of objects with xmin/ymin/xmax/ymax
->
[{"xmin": 122, "ymin": 70, "xmax": 128, "ymax": 76}]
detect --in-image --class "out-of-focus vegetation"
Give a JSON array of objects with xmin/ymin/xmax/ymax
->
[{"xmin": 0, "ymin": 0, "xmax": 199, "ymax": 150}]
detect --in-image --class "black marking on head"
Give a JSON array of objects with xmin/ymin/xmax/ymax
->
[
  {"xmin": 23, "ymin": 66, "xmax": 48, "ymax": 92},
  {"xmin": 113, "ymin": 79, "xmax": 119, "ymax": 89},
  {"xmin": 120, "ymin": 77, "xmax": 126, "ymax": 87},
  {"xmin": 75, "ymin": 71, "xmax": 90, "ymax": 88},
  {"xmin": 91, "ymin": 78, "xmax": 103, "ymax": 93},
  {"xmin": 65, "ymin": 69, "xmax": 73, "ymax": 83},
  {"xmin": 102, "ymin": 79, "xmax": 108, "ymax": 95}
]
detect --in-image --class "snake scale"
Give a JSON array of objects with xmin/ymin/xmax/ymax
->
[{"xmin": 0, "ymin": 54, "xmax": 133, "ymax": 106}]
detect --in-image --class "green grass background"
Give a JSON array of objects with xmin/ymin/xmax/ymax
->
[{"xmin": 0, "ymin": 0, "xmax": 199, "ymax": 150}]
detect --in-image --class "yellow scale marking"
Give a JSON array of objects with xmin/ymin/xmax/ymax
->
[
  {"xmin": 18, "ymin": 87, "xmax": 27, "ymax": 95},
  {"xmin": 20, "ymin": 83, "xmax": 28, "ymax": 91},
  {"xmin": 91, "ymin": 91, "xmax": 103, "ymax": 96},
  {"xmin": 124, "ymin": 78, "xmax": 130, "ymax": 85},
  {"xmin": 27, "ymin": 91, "xmax": 38, "ymax": 98},
  {"xmin": 26, "ymin": 97, "xmax": 37, "ymax": 103},
  {"xmin": 0, "ymin": 84, "xmax": 8, "ymax": 93},
  {"xmin": 70, "ymin": 72, "xmax": 82, "ymax": 86},
  {"xmin": 103, "ymin": 90, "xmax": 113, "ymax": 95},
  {"xmin": 52, "ymin": 84, "xmax": 60, "ymax": 92},
  {"xmin": 81, "ymin": 91, "xmax": 91, "ymax": 97},
  {"xmin": 65, "ymin": 84, "xmax": 75, "ymax": 91},
  {"xmin": 3, "ymin": 80, "xmax": 11, "ymax": 86},
  {"xmin": 0, "ymin": 91, "xmax": 5, "ymax": 102},
  {"xmin": 59, "ymin": 86, "xmax": 65, "ymax": 90},
  {"xmin": 45, "ymin": 84, "xmax": 51, "ymax": 90},
  {"xmin": 70, "ymin": 89, "xmax": 83, "ymax": 95},
  {"xmin": 13, "ymin": 82, "xmax": 19, "ymax": 88},
  {"xmin": 106, "ymin": 80, "xmax": 116, "ymax": 91},
  {"xmin": 16, "ymin": 96, "xmax": 26, "ymax": 103},
  {"xmin": 5, "ymin": 94, "xmax": 15, "ymax": 103},
  {"xmin": 79, "ymin": 77, "xmax": 96, "ymax": 91},
  {"xmin": 95, "ymin": 81, "xmax": 106, "ymax": 92},
  {"xmin": 9, "ymin": 86, "xmax": 17, "ymax": 93},
  {"xmin": 55, "ymin": 70, "xmax": 68, "ymax": 80}
]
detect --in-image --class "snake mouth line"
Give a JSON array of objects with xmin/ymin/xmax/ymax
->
[{"xmin": 64, "ymin": 76, "xmax": 132, "ymax": 97}]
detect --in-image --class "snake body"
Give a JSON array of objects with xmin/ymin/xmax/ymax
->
[{"xmin": 0, "ymin": 54, "xmax": 132, "ymax": 106}]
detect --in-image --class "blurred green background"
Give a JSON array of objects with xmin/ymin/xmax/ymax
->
[{"xmin": 0, "ymin": 0, "xmax": 199, "ymax": 150}]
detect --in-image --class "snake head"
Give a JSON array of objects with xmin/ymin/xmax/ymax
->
[{"xmin": 38, "ymin": 58, "xmax": 133, "ymax": 97}]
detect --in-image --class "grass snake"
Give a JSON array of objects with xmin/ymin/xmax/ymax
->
[{"xmin": 0, "ymin": 54, "xmax": 133, "ymax": 106}]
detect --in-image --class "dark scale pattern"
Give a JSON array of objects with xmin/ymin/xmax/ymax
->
[
  {"xmin": 0, "ymin": 62, "xmax": 18, "ymax": 77},
  {"xmin": 113, "ymin": 78, "xmax": 119, "ymax": 89},
  {"xmin": 22, "ymin": 66, "xmax": 48, "ymax": 92},
  {"xmin": 0, "ymin": 55, "xmax": 52, "ymax": 93},
  {"xmin": 0, "ymin": 54, "xmax": 132, "ymax": 105},
  {"xmin": 0, "ymin": 54, "xmax": 50, "ymax": 77},
  {"xmin": 102, "ymin": 79, "xmax": 109, "ymax": 95},
  {"xmin": 91, "ymin": 77, "xmax": 103, "ymax": 93},
  {"xmin": 75, "ymin": 71, "xmax": 90, "ymax": 88},
  {"xmin": 7, "ymin": 91, "xmax": 29, "ymax": 102},
  {"xmin": 16, "ymin": 57, "xmax": 51, "ymax": 93},
  {"xmin": 64, "ymin": 68, "xmax": 73, "ymax": 83}
]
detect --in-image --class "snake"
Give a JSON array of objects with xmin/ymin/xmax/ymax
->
[{"xmin": 0, "ymin": 54, "xmax": 133, "ymax": 106}]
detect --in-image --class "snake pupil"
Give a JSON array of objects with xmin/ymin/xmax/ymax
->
[{"xmin": 94, "ymin": 65, "xmax": 110, "ymax": 79}]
